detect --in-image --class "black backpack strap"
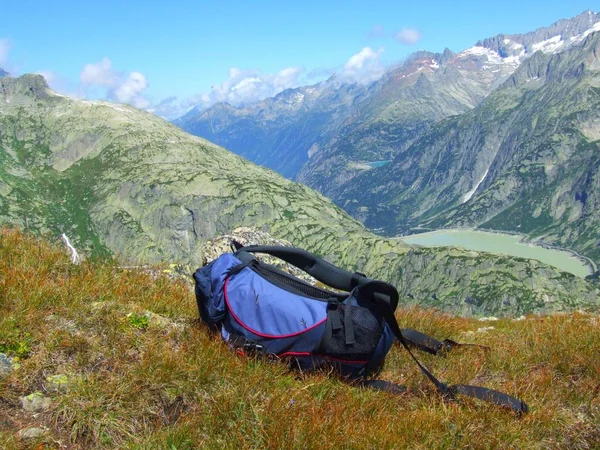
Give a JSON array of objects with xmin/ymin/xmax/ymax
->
[
  {"xmin": 359, "ymin": 281, "xmax": 528, "ymax": 414},
  {"xmin": 401, "ymin": 329, "xmax": 489, "ymax": 355},
  {"xmin": 401, "ymin": 328, "xmax": 450, "ymax": 355},
  {"xmin": 234, "ymin": 244, "xmax": 375, "ymax": 296}
]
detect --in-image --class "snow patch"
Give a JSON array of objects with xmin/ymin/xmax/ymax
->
[
  {"xmin": 531, "ymin": 35, "xmax": 564, "ymax": 54},
  {"xmin": 459, "ymin": 20, "xmax": 600, "ymax": 72},
  {"xmin": 460, "ymin": 46, "xmax": 511, "ymax": 65},
  {"xmin": 81, "ymin": 100, "xmax": 127, "ymax": 113},
  {"xmin": 462, "ymin": 168, "xmax": 490, "ymax": 203},
  {"xmin": 571, "ymin": 21, "xmax": 600, "ymax": 44},
  {"xmin": 400, "ymin": 70, "xmax": 419, "ymax": 79},
  {"xmin": 105, "ymin": 104, "xmax": 127, "ymax": 112},
  {"xmin": 307, "ymin": 143, "xmax": 320, "ymax": 158},
  {"xmin": 503, "ymin": 39, "xmax": 524, "ymax": 51}
]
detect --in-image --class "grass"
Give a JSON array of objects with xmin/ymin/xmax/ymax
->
[{"xmin": 0, "ymin": 227, "xmax": 599, "ymax": 449}]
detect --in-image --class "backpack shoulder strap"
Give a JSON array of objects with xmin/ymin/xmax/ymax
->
[
  {"xmin": 360, "ymin": 281, "xmax": 528, "ymax": 414},
  {"xmin": 401, "ymin": 328, "xmax": 450, "ymax": 355},
  {"xmin": 401, "ymin": 328, "xmax": 489, "ymax": 355}
]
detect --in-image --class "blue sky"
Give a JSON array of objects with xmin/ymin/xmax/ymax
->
[{"xmin": 0, "ymin": 1, "xmax": 597, "ymax": 118}]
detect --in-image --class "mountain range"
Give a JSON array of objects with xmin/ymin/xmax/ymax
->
[
  {"xmin": 175, "ymin": 11, "xmax": 600, "ymax": 267},
  {"xmin": 1, "ymin": 74, "xmax": 597, "ymax": 316}
]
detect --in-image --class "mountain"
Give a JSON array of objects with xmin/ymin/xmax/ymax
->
[
  {"xmin": 173, "ymin": 78, "xmax": 370, "ymax": 179},
  {"xmin": 176, "ymin": 11, "xmax": 600, "ymax": 200},
  {"xmin": 0, "ymin": 68, "xmax": 8, "ymax": 78},
  {"xmin": 0, "ymin": 75, "xmax": 370, "ymax": 268},
  {"xmin": 298, "ymin": 11, "xmax": 600, "ymax": 197},
  {"xmin": 337, "ymin": 29, "xmax": 600, "ymax": 264},
  {"xmin": 296, "ymin": 47, "xmax": 507, "ymax": 197},
  {"xmin": 1, "ymin": 74, "xmax": 598, "ymax": 316}
]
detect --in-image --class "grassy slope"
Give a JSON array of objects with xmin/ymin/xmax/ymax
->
[{"xmin": 1, "ymin": 229, "xmax": 599, "ymax": 449}]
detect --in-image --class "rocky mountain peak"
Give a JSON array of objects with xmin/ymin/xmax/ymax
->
[
  {"xmin": 441, "ymin": 48, "xmax": 456, "ymax": 63},
  {"xmin": 0, "ymin": 67, "xmax": 8, "ymax": 78},
  {"xmin": 468, "ymin": 10, "xmax": 600, "ymax": 68},
  {"xmin": 0, "ymin": 74, "xmax": 51, "ymax": 103},
  {"xmin": 505, "ymin": 30, "xmax": 600, "ymax": 88}
]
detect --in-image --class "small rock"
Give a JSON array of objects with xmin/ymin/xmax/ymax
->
[
  {"xmin": 512, "ymin": 315, "xmax": 526, "ymax": 322},
  {"xmin": 0, "ymin": 353, "xmax": 13, "ymax": 376},
  {"xmin": 478, "ymin": 316, "xmax": 499, "ymax": 322},
  {"xmin": 45, "ymin": 314, "xmax": 79, "ymax": 333},
  {"xmin": 143, "ymin": 311, "xmax": 172, "ymax": 328},
  {"xmin": 21, "ymin": 392, "xmax": 51, "ymax": 412},
  {"xmin": 18, "ymin": 427, "xmax": 46, "ymax": 440},
  {"xmin": 90, "ymin": 301, "xmax": 118, "ymax": 311},
  {"xmin": 46, "ymin": 374, "xmax": 75, "ymax": 392},
  {"xmin": 476, "ymin": 326, "xmax": 495, "ymax": 333}
]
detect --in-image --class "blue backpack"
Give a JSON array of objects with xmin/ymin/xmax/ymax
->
[{"xmin": 193, "ymin": 242, "xmax": 528, "ymax": 414}]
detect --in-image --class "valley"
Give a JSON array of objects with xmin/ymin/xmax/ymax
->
[{"xmin": 176, "ymin": 11, "xmax": 600, "ymax": 273}]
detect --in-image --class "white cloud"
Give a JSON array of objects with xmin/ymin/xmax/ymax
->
[
  {"xmin": 172, "ymin": 49, "xmax": 386, "ymax": 119},
  {"xmin": 394, "ymin": 28, "xmax": 422, "ymax": 45},
  {"xmin": 79, "ymin": 57, "xmax": 151, "ymax": 109},
  {"xmin": 192, "ymin": 65, "xmax": 303, "ymax": 110},
  {"xmin": 80, "ymin": 57, "xmax": 120, "ymax": 87},
  {"xmin": 111, "ymin": 71, "xmax": 150, "ymax": 108},
  {"xmin": 339, "ymin": 47, "xmax": 386, "ymax": 84}
]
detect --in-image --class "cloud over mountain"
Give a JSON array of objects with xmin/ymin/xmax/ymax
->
[
  {"xmin": 192, "ymin": 66, "xmax": 304, "ymax": 109},
  {"xmin": 80, "ymin": 57, "xmax": 150, "ymax": 108},
  {"xmin": 339, "ymin": 47, "xmax": 386, "ymax": 84}
]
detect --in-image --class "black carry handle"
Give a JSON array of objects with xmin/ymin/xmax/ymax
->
[{"xmin": 234, "ymin": 243, "xmax": 372, "ymax": 294}]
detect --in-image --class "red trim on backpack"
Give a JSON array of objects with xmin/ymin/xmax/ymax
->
[
  {"xmin": 224, "ymin": 277, "xmax": 327, "ymax": 339},
  {"xmin": 278, "ymin": 351, "xmax": 311, "ymax": 357}
]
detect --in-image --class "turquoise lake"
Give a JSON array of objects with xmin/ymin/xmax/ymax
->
[
  {"xmin": 399, "ymin": 229, "xmax": 593, "ymax": 278},
  {"xmin": 366, "ymin": 160, "xmax": 391, "ymax": 168}
]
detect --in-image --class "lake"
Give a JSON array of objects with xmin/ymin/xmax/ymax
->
[
  {"xmin": 399, "ymin": 229, "xmax": 593, "ymax": 278},
  {"xmin": 366, "ymin": 160, "xmax": 391, "ymax": 168}
]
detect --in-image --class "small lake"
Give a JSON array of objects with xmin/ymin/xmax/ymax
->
[
  {"xmin": 366, "ymin": 160, "xmax": 391, "ymax": 168},
  {"xmin": 399, "ymin": 229, "xmax": 593, "ymax": 278}
]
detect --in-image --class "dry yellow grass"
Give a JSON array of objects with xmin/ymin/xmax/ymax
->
[{"xmin": 1, "ymin": 228, "xmax": 599, "ymax": 449}]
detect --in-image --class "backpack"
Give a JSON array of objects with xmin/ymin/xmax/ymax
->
[{"xmin": 193, "ymin": 242, "xmax": 528, "ymax": 414}]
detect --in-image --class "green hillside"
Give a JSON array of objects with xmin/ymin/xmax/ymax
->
[{"xmin": 0, "ymin": 75, "xmax": 598, "ymax": 316}]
